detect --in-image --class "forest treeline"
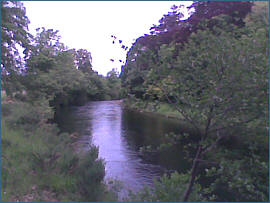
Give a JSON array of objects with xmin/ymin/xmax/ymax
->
[
  {"xmin": 1, "ymin": 1, "xmax": 269, "ymax": 202},
  {"xmin": 2, "ymin": 17, "xmax": 121, "ymax": 106}
]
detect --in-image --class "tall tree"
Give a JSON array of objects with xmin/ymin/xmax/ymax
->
[
  {"xmin": 121, "ymin": 1, "xmax": 253, "ymax": 99},
  {"xmin": 1, "ymin": 1, "xmax": 32, "ymax": 95},
  {"xmin": 136, "ymin": 1, "xmax": 253, "ymax": 50},
  {"xmin": 26, "ymin": 27, "xmax": 66, "ymax": 73},
  {"xmin": 74, "ymin": 49, "xmax": 93, "ymax": 73},
  {"xmin": 121, "ymin": 1, "xmax": 268, "ymax": 201}
]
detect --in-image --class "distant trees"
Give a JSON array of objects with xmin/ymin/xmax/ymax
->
[
  {"xmin": 74, "ymin": 49, "xmax": 93, "ymax": 73},
  {"xmin": 1, "ymin": 1, "xmax": 122, "ymax": 106},
  {"xmin": 22, "ymin": 27, "xmax": 122, "ymax": 106},
  {"xmin": 106, "ymin": 68, "xmax": 121, "ymax": 99}
]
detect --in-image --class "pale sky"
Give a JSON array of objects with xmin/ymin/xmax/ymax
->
[{"xmin": 23, "ymin": 1, "xmax": 193, "ymax": 76}]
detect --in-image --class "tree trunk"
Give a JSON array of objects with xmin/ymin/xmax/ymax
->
[{"xmin": 182, "ymin": 145, "xmax": 203, "ymax": 202}]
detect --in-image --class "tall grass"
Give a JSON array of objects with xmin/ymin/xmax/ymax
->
[
  {"xmin": 1, "ymin": 101, "xmax": 117, "ymax": 201},
  {"xmin": 123, "ymin": 98, "xmax": 184, "ymax": 119}
]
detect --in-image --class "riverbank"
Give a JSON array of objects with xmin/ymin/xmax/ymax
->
[
  {"xmin": 1, "ymin": 97, "xmax": 118, "ymax": 201},
  {"xmin": 122, "ymin": 97, "xmax": 199, "ymax": 134},
  {"xmin": 121, "ymin": 97, "xmax": 268, "ymax": 202},
  {"xmin": 122, "ymin": 98, "xmax": 184, "ymax": 120},
  {"xmin": 122, "ymin": 97, "xmax": 268, "ymax": 155}
]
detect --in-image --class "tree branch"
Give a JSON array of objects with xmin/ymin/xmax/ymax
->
[
  {"xmin": 182, "ymin": 145, "xmax": 203, "ymax": 201},
  {"xmin": 161, "ymin": 86, "xmax": 202, "ymax": 134},
  {"xmin": 208, "ymin": 114, "xmax": 261, "ymax": 134},
  {"xmin": 201, "ymin": 134, "xmax": 227, "ymax": 155},
  {"xmin": 203, "ymin": 104, "xmax": 214, "ymax": 140}
]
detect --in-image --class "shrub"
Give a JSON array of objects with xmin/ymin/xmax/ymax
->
[
  {"xmin": 74, "ymin": 147, "xmax": 106, "ymax": 201},
  {"xmin": 127, "ymin": 171, "xmax": 202, "ymax": 202}
]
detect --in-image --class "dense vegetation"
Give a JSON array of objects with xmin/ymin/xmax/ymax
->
[
  {"xmin": 1, "ymin": 1, "xmax": 120, "ymax": 201},
  {"xmin": 121, "ymin": 1, "xmax": 269, "ymax": 202},
  {"xmin": 1, "ymin": 1, "xmax": 268, "ymax": 202}
]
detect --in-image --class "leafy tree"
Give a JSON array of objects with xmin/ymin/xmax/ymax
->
[
  {"xmin": 121, "ymin": 1, "xmax": 268, "ymax": 201},
  {"xmin": 23, "ymin": 27, "xmax": 115, "ymax": 105},
  {"xmin": 105, "ymin": 68, "xmax": 121, "ymax": 99},
  {"xmin": 26, "ymin": 27, "xmax": 66, "ymax": 73},
  {"xmin": 1, "ymin": 1, "xmax": 32, "ymax": 96},
  {"xmin": 74, "ymin": 49, "xmax": 93, "ymax": 73},
  {"xmin": 121, "ymin": 1, "xmax": 253, "ymax": 100},
  {"xmin": 22, "ymin": 28, "xmax": 84, "ymax": 104},
  {"xmin": 135, "ymin": 1, "xmax": 252, "ymax": 51},
  {"xmin": 164, "ymin": 25, "xmax": 267, "ymax": 201}
]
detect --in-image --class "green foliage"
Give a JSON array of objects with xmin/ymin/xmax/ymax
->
[
  {"xmin": 23, "ymin": 29, "xmax": 85, "ymax": 102},
  {"xmin": 1, "ymin": 101, "xmax": 110, "ymax": 201},
  {"xmin": 1, "ymin": 1, "xmax": 122, "ymax": 202},
  {"xmin": 203, "ymin": 155, "xmax": 268, "ymax": 201},
  {"xmin": 1, "ymin": 1, "xmax": 123, "ymax": 105},
  {"xmin": 122, "ymin": 2, "xmax": 268, "ymax": 202},
  {"xmin": 74, "ymin": 149, "xmax": 106, "ymax": 201},
  {"xmin": 127, "ymin": 172, "xmax": 202, "ymax": 202},
  {"xmin": 21, "ymin": 27, "xmax": 122, "ymax": 105},
  {"xmin": 106, "ymin": 68, "xmax": 122, "ymax": 99},
  {"xmin": 2, "ymin": 0, "xmax": 268, "ymax": 201},
  {"xmin": 74, "ymin": 48, "xmax": 93, "ymax": 73},
  {"xmin": 3, "ymin": 100, "xmax": 53, "ymax": 131},
  {"xmin": 1, "ymin": 1, "xmax": 32, "ymax": 96}
]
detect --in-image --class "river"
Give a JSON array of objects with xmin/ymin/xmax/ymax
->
[{"xmin": 55, "ymin": 100, "xmax": 193, "ymax": 199}]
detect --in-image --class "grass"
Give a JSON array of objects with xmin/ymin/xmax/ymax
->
[
  {"xmin": 123, "ymin": 98, "xmax": 184, "ymax": 120},
  {"xmin": 157, "ymin": 102, "xmax": 184, "ymax": 119},
  {"xmin": 1, "ymin": 100, "xmax": 118, "ymax": 201},
  {"xmin": 1, "ymin": 109, "xmax": 75, "ymax": 201}
]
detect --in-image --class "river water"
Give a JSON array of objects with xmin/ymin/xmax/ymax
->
[{"xmin": 55, "ymin": 100, "xmax": 193, "ymax": 198}]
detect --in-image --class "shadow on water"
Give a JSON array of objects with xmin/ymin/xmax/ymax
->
[{"xmin": 55, "ymin": 100, "xmax": 196, "ymax": 198}]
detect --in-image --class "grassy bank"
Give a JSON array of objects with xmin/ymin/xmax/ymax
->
[
  {"xmin": 1, "ymin": 97, "xmax": 118, "ymax": 201},
  {"xmin": 123, "ymin": 97, "xmax": 185, "ymax": 120},
  {"xmin": 122, "ymin": 97, "xmax": 204, "ymax": 138}
]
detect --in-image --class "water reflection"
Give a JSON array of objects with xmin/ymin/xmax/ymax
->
[
  {"xmin": 55, "ymin": 100, "xmax": 190, "ymax": 198},
  {"xmin": 84, "ymin": 101, "xmax": 164, "ymax": 197}
]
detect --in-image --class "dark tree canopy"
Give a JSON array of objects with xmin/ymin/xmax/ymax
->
[{"xmin": 136, "ymin": 1, "xmax": 253, "ymax": 50}]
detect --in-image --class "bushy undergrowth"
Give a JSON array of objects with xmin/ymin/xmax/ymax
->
[
  {"xmin": 126, "ymin": 171, "xmax": 202, "ymax": 202},
  {"xmin": 1, "ymin": 100, "xmax": 117, "ymax": 201}
]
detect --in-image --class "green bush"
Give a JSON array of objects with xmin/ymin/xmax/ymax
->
[
  {"xmin": 127, "ymin": 172, "xmax": 202, "ymax": 202},
  {"xmin": 74, "ymin": 147, "xmax": 106, "ymax": 201},
  {"xmin": 3, "ymin": 100, "xmax": 53, "ymax": 131}
]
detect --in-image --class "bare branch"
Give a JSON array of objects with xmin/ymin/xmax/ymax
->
[
  {"xmin": 203, "ymin": 104, "xmax": 214, "ymax": 140},
  {"xmin": 201, "ymin": 134, "xmax": 227, "ymax": 155}
]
